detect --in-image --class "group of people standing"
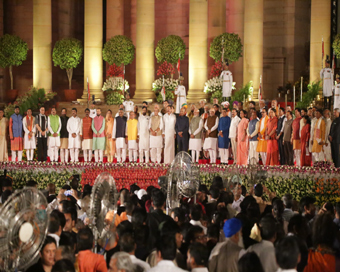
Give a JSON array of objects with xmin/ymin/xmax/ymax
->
[{"xmin": 0, "ymin": 96, "xmax": 340, "ymax": 166}]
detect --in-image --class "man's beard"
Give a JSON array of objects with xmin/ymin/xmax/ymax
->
[
  {"xmin": 97, "ymin": 114, "xmax": 100, "ymax": 116},
  {"xmin": 143, "ymin": 112, "xmax": 146, "ymax": 116}
]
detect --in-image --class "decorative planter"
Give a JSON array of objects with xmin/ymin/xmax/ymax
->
[
  {"xmin": 64, "ymin": 89, "xmax": 77, "ymax": 102},
  {"xmin": 6, "ymin": 89, "xmax": 18, "ymax": 102}
]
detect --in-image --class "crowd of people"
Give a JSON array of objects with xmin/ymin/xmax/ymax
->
[
  {"xmin": 1, "ymin": 96, "xmax": 340, "ymax": 167},
  {"xmin": 1, "ymin": 172, "xmax": 339, "ymax": 272}
]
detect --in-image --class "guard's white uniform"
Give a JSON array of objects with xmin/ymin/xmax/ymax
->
[
  {"xmin": 175, "ymin": 85, "xmax": 186, "ymax": 114},
  {"xmin": 320, "ymin": 68, "xmax": 333, "ymax": 97},
  {"xmin": 138, "ymin": 114, "xmax": 150, "ymax": 163},
  {"xmin": 89, "ymin": 109, "xmax": 96, "ymax": 119},
  {"xmin": 334, "ymin": 83, "xmax": 340, "ymax": 110},
  {"xmin": 67, "ymin": 116, "xmax": 81, "ymax": 162},
  {"xmin": 220, "ymin": 70, "xmax": 233, "ymax": 98},
  {"xmin": 162, "ymin": 113, "xmax": 176, "ymax": 164},
  {"xmin": 123, "ymin": 100, "xmax": 134, "ymax": 120}
]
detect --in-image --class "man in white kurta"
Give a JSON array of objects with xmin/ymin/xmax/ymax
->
[
  {"xmin": 203, "ymin": 109, "xmax": 219, "ymax": 164},
  {"xmin": 162, "ymin": 105, "xmax": 176, "ymax": 164},
  {"xmin": 175, "ymin": 76, "xmax": 186, "ymax": 114},
  {"xmin": 334, "ymin": 75, "xmax": 340, "ymax": 110},
  {"xmin": 123, "ymin": 92, "xmax": 134, "ymax": 120},
  {"xmin": 323, "ymin": 109, "xmax": 332, "ymax": 162},
  {"xmin": 229, "ymin": 109, "xmax": 241, "ymax": 164},
  {"xmin": 138, "ymin": 107, "xmax": 150, "ymax": 163},
  {"xmin": 149, "ymin": 104, "xmax": 163, "ymax": 163},
  {"xmin": 80, "ymin": 108, "xmax": 93, "ymax": 162},
  {"xmin": 23, "ymin": 109, "xmax": 36, "ymax": 161},
  {"xmin": 220, "ymin": 63, "xmax": 233, "ymax": 100},
  {"xmin": 47, "ymin": 108, "xmax": 61, "ymax": 162},
  {"xmin": 320, "ymin": 60, "xmax": 333, "ymax": 109},
  {"xmin": 189, "ymin": 109, "xmax": 203, "ymax": 163},
  {"xmin": 67, "ymin": 108, "xmax": 81, "ymax": 162},
  {"xmin": 112, "ymin": 109, "xmax": 128, "ymax": 163}
]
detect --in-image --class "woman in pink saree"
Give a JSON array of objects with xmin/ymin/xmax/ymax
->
[{"xmin": 237, "ymin": 110, "xmax": 249, "ymax": 165}]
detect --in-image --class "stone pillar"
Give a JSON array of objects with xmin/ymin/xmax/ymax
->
[
  {"xmin": 33, "ymin": 0, "xmax": 52, "ymax": 92},
  {"xmin": 187, "ymin": 0, "xmax": 208, "ymax": 102},
  {"xmin": 227, "ymin": 0, "xmax": 244, "ymax": 90},
  {"xmin": 310, "ymin": 0, "xmax": 331, "ymax": 83},
  {"xmin": 208, "ymin": 0, "xmax": 226, "ymax": 71},
  {"xmin": 80, "ymin": 0, "xmax": 104, "ymax": 101},
  {"xmin": 243, "ymin": 0, "xmax": 263, "ymax": 100},
  {"xmin": 134, "ymin": 0, "xmax": 155, "ymax": 102},
  {"xmin": 106, "ymin": 0, "xmax": 124, "ymax": 39}
]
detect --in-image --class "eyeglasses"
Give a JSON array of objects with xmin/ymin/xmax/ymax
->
[{"xmin": 195, "ymin": 234, "xmax": 207, "ymax": 240}]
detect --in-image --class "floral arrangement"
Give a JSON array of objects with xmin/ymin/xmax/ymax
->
[
  {"xmin": 103, "ymin": 35, "xmax": 135, "ymax": 66},
  {"xmin": 102, "ymin": 77, "xmax": 129, "ymax": 105},
  {"xmin": 209, "ymin": 61, "xmax": 224, "ymax": 78},
  {"xmin": 107, "ymin": 64, "xmax": 124, "ymax": 78},
  {"xmin": 155, "ymin": 35, "xmax": 186, "ymax": 64},
  {"xmin": 156, "ymin": 61, "xmax": 176, "ymax": 77},
  {"xmin": 203, "ymin": 77, "xmax": 236, "ymax": 103},
  {"xmin": 102, "ymin": 77, "xmax": 129, "ymax": 92},
  {"xmin": 152, "ymin": 78, "xmax": 178, "ymax": 103},
  {"xmin": 2, "ymin": 162, "xmax": 340, "ymax": 206},
  {"xmin": 4, "ymin": 86, "xmax": 57, "ymax": 117}
]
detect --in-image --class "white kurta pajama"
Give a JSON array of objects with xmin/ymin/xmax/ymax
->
[
  {"xmin": 162, "ymin": 113, "xmax": 176, "ymax": 164},
  {"xmin": 220, "ymin": 70, "xmax": 233, "ymax": 98},
  {"xmin": 189, "ymin": 118, "xmax": 203, "ymax": 163},
  {"xmin": 334, "ymin": 83, "xmax": 340, "ymax": 110},
  {"xmin": 67, "ymin": 116, "xmax": 81, "ymax": 162},
  {"xmin": 149, "ymin": 115, "xmax": 164, "ymax": 163},
  {"xmin": 48, "ymin": 115, "xmax": 61, "ymax": 162},
  {"xmin": 175, "ymin": 85, "xmax": 186, "ymax": 114},
  {"xmin": 324, "ymin": 117, "xmax": 332, "ymax": 162},
  {"xmin": 138, "ymin": 114, "xmax": 150, "ymax": 163},
  {"xmin": 229, "ymin": 116, "xmax": 241, "ymax": 164},
  {"xmin": 203, "ymin": 117, "xmax": 219, "ymax": 163},
  {"xmin": 23, "ymin": 116, "xmax": 36, "ymax": 161}
]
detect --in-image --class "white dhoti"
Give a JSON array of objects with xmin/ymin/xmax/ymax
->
[
  {"xmin": 219, "ymin": 148, "xmax": 229, "ymax": 164},
  {"xmin": 139, "ymin": 136, "xmax": 150, "ymax": 163},
  {"xmin": 323, "ymin": 144, "xmax": 332, "ymax": 162},
  {"xmin": 82, "ymin": 139, "xmax": 93, "ymax": 162},
  {"xmin": 150, "ymin": 135, "xmax": 162, "ymax": 163},
  {"xmin": 128, "ymin": 140, "xmax": 138, "ymax": 162},
  {"xmin": 49, "ymin": 136, "xmax": 60, "ymax": 162},
  {"xmin": 24, "ymin": 134, "xmax": 36, "ymax": 161},
  {"xmin": 68, "ymin": 136, "xmax": 81, "ymax": 162},
  {"xmin": 189, "ymin": 138, "xmax": 202, "ymax": 163},
  {"xmin": 230, "ymin": 137, "xmax": 237, "ymax": 164},
  {"xmin": 203, "ymin": 138, "xmax": 217, "ymax": 164},
  {"xmin": 164, "ymin": 136, "xmax": 175, "ymax": 164},
  {"xmin": 313, "ymin": 151, "xmax": 324, "ymax": 162},
  {"xmin": 294, "ymin": 150, "xmax": 301, "ymax": 167},
  {"xmin": 116, "ymin": 138, "xmax": 127, "ymax": 163},
  {"xmin": 249, "ymin": 141, "xmax": 259, "ymax": 163}
]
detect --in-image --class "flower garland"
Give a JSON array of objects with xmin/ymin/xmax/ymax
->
[{"xmin": 2, "ymin": 162, "xmax": 340, "ymax": 206}]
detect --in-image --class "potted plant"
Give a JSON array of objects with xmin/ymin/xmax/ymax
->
[
  {"xmin": 0, "ymin": 34, "xmax": 28, "ymax": 102},
  {"xmin": 52, "ymin": 38, "xmax": 83, "ymax": 101},
  {"xmin": 155, "ymin": 35, "xmax": 186, "ymax": 77},
  {"xmin": 102, "ymin": 35, "xmax": 135, "ymax": 98},
  {"xmin": 209, "ymin": 32, "xmax": 243, "ymax": 64}
]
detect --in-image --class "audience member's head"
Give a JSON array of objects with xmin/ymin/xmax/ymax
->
[
  {"xmin": 54, "ymin": 245, "xmax": 75, "ymax": 264},
  {"xmin": 187, "ymin": 242, "xmax": 209, "ymax": 269},
  {"xmin": 186, "ymin": 225, "xmax": 207, "ymax": 245},
  {"xmin": 151, "ymin": 189, "xmax": 166, "ymax": 209},
  {"xmin": 282, "ymin": 194, "xmax": 293, "ymax": 209},
  {"xmin": 238, "ymin": 252, "xmax": 264, "ymax": 272},
  {"xmin": 119, "ymin": 232, "xmax": 136, "ymax": 254},
  {"xmin": 109, "ymin": 252, "xmax": 134, "ymax": 272},
  {"xmin": 77, "ymin": 227, "xmax": 94, "ymax": 252},
  {"xmin": 48, "ymin": 211, "xmax": 62, "ymax": 236},
  {"xmin": 312, "ymin": 212, "xmax": 337, "ymax": 249},
  {"xmin": 51, "ymin": 259, "xmax": 75, "ymax": 272},
  {"xmin": 40, "ymin": 236, "xmax": 57, "ymax": 269},
  {"xmin": 157, "ymin": 235, "xmax": 177, "ymax": 261},
  {"xmin": 258, "ymin": 215, "xmax": 277, "ymax": 242},
  {"xmin": 275, "ymin": 236, "xmax": 300, "ymax": 270},
  {"xmin": 62, "ymin": 206, "xmax": 77, "ymax": 232}
]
